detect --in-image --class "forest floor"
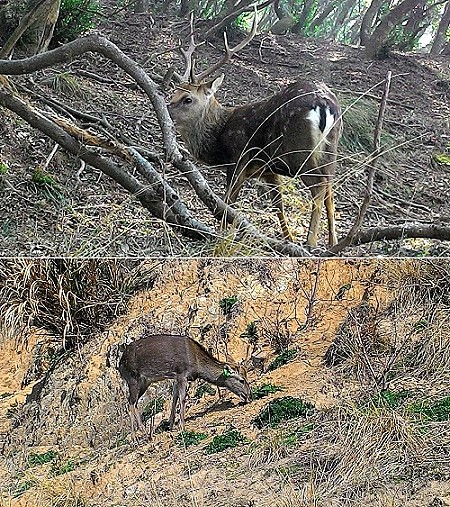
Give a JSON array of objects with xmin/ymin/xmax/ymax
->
[
  {"xmin": 0, "ymin": 7, "xmax": 449, "ymax": 256},
  {"xmin": 0, "ymin": 258, "xmax": 450, "ymax": 506}
]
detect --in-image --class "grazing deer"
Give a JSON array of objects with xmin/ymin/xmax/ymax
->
[
  {"xmin": 169, "ymin": 15, "xmax": 342, "ymax": 247},
  {"xmin": 118, "ymin": 333, "xmax": 251, "ymax": 435}
]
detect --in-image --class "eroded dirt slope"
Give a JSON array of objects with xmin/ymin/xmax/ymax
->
[{"xmin": 1, "ymin": 259, "xmax": 449, "ymax": 506}]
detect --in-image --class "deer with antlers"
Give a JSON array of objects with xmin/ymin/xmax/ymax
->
[{"xmin": 169, "ymin": 14, "xmax": 343, "ymax": 247}]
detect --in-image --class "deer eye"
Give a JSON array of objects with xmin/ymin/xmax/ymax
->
[{"xmin": 183, "ymin": 97, "xmax": 193, "ymax": 104}]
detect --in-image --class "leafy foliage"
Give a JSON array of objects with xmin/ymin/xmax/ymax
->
[
  {"xmin": 253, "ymin": 396, "xmax": 314, "ymax": 428},
  {"xmin": 54, "ymin": 0, "xmax": 99, "ymax": 43},
  {"xmin": 176, "ymin": 430, "xmax": 208, "ymax": 447},
  {"xmin": 194, "ymin": 383, "xmax": 217, "ymax": 398},
  {"xmin": 240, "ymin": 321, "xmax": 258, "ymax": 344},
  {"xmin": 205, "ymin": 428, "xmax": 248, "ymax": 454},
  {"xmin": 267, "ymin": 349, "xmax": 298, "ymax": 371},
  {"xmin": 252, "ymin": 383, "xmax": 284, "ymax": 399}
]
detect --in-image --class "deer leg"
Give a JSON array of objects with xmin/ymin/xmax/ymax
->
[
  {"xmin": 178, "ymin": 375, "xmax": 188, "ymax": 430},
  {"xmin": 127, "ymin": 379, "xmax": 146, "ymax": 437},
  {"xmin": 261, "ymin": 173, "xmax": 292, "ymax": 241},
  {"xmin": 307, "ymin": 182, "xmax": 326, "ymax": 247},
  {"xmin": 325, "ymin": 181, "xmax": 338, "ymax": 247},
  {"xmin": 169, "ymin": 380, "xmax": 179, "ymax": 430},
  {"xmin": 225, "ymin": 164, "xmax": 247, "ymax": 204}
]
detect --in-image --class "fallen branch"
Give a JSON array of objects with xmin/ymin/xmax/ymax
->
[
  {"xmin": 0, "ymin": 88, "xmax": 213, "ymax": 240},
  {"xmin": 350, "ymin": 224, "xmax": 450, "ymax": 245}
]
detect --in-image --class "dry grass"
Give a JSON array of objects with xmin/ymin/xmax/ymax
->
[{"xmin": 0, "ymin": 259, "xmax": 157, "ymax": 347}]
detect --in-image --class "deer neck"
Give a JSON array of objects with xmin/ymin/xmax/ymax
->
[
  {"xmin": 181, "ymin": 101, "xmax": 233, "ymax": 165},
  {"xmin": 197, "ymin": 357, "xmax": 225, "ymax": 384}
]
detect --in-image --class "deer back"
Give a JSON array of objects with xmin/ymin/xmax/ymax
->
[
  {"xmin": 118, "ymin": 334, "xmax": 251, "ymax": 401},
  {"xmin": 170, "ymin": 78, "xmax": 342, "ymax": 177}
]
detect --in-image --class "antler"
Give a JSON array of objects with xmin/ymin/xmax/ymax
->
[
  {"xmin": 179, "ymin": 12, "xmax": 204, "ymax": 83},
  {"xmin": 179, "ymin": 6, "xmax": 258, "ymax": 84},
  {"xmin": 196, "ymin": 6, "xmax": 258, "ymax": 82}
]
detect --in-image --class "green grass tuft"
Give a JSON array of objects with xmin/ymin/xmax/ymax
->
[
  {"xmin": 410, "ymin": 396, "xmax": 450, "ymax": 422},
  {"xmin": 27, "ymin": 450, "xmax": 58, "ymax": 467},
  {"xmin": 205, "ymin": 429, "xmax": 248, "ymax": 454},
  {"xmin": 219, "ymin": 295, "xmax": 238, "ymax": 315},
  {"xmin": 51, "ymin": 459, "xmax": 77, "ymax": 476},
  {"xmin": 176, "ymin": 430, "xmax": 208, "ymax": 447},
  {"xmin": 142, "ymin": 396, "xmax": 165, "ymax": 423},
  {"xmin": 374, "ymin": 390, "xmax": 411, "ymax": 409},
  {"xmin": 32, "ymin": 168, "xmax": 55, "ymax": 186},
  {"xmin": 253, "ymin": 396, "xmax": 314, "ymax": 428}
]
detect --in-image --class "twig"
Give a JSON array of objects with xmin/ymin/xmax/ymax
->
[
  {"xmin": 330, "ymin": 70, "xmax": 392, "ymax": 254},
  {"xmin": 17, "ymin": 82, "xmax": 110, "ymax": 128},
  {"xmin": 43, "ymin": 143, "xmax": 59, "ymax": 170},
  {"xmin": 335, "ymin": 88, "xmax": 414, "ymax": 110},
  {"xmin": 376, "ymin": 188, "xmax": 431, "ymax": 213}
]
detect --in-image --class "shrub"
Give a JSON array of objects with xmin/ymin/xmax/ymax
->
[
  {"xmin": 267, "ymin": 349, "xmax": 298, "ymax": 371},
  {"xmin": 194, "ymin": 383, "xmax": 216, "ymax": 398},
  {"xmin": 252, "ymin": 383, "xmax": 284, "ymax": 399}
]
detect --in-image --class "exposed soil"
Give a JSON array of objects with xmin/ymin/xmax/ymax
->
[
  {"xmin": 1, "ymin": 258, "xmax": 450, "ymax": 506},
  {"xmin": 0, "ymin": 8, "xmax": 449, "ymax": 256}
]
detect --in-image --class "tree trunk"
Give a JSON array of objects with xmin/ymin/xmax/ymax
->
[
  {"xmin": 360, "ymin": 0, "xmax": 383, "ymax": 46},
  {"xmin": 364, "ymin": 0, "xmax": 427, "ymax": 58},
  {"xmin": 291, "ymin": 0, "xmax": 316, "ymax": 33},
  {"xmin": 431, "ymin": 0, "xmax": 450, "ymax": 54},
  {"xmin": 309, "ymin": 0, "xmax": 338, "ymax": 33},
  {"xmin": 0, "ymin": 0, "xmax": 60, "ymax": 58}
]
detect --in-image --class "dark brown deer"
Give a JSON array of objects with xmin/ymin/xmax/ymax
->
[
  {"xmin": 169, "ymin": 16, "xmax": 342, "ymax": 247},
  {"xmin": 118, "ymin": 333, "xmax": 251, "ymax": 435}
]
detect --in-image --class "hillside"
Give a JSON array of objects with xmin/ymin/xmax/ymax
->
[
  {"xmin": 0, "ymin": 7, "xmax": 449, "ymax": 256},
  {"xmin": 1, "ymin": 258, "xmax": 450, "ymax": 506}
]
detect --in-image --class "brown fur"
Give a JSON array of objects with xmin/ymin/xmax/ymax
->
[
  {"xmin": 118, "ymin": 333, "xmax": 251, "ymax": 435},
  {"xmin": 169, "ymin": 77, "xmax": 342, "ymax": 247}
]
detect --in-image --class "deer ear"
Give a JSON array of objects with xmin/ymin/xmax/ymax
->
[{"xmin": 205, "ymin": 74, "xmax": 224, "ymax": 95}]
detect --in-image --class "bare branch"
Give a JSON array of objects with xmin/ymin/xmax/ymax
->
[
  {"xmin": 329, "ymin": 70, "xmax": 392, "ymax": 254},
  {"xmin": 348, "ymin": 224, "xmax": 450, "ymax": 245},
  {"xmin": 0, "ymin": 87, "xmax": 214, "ymax": 240}
]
